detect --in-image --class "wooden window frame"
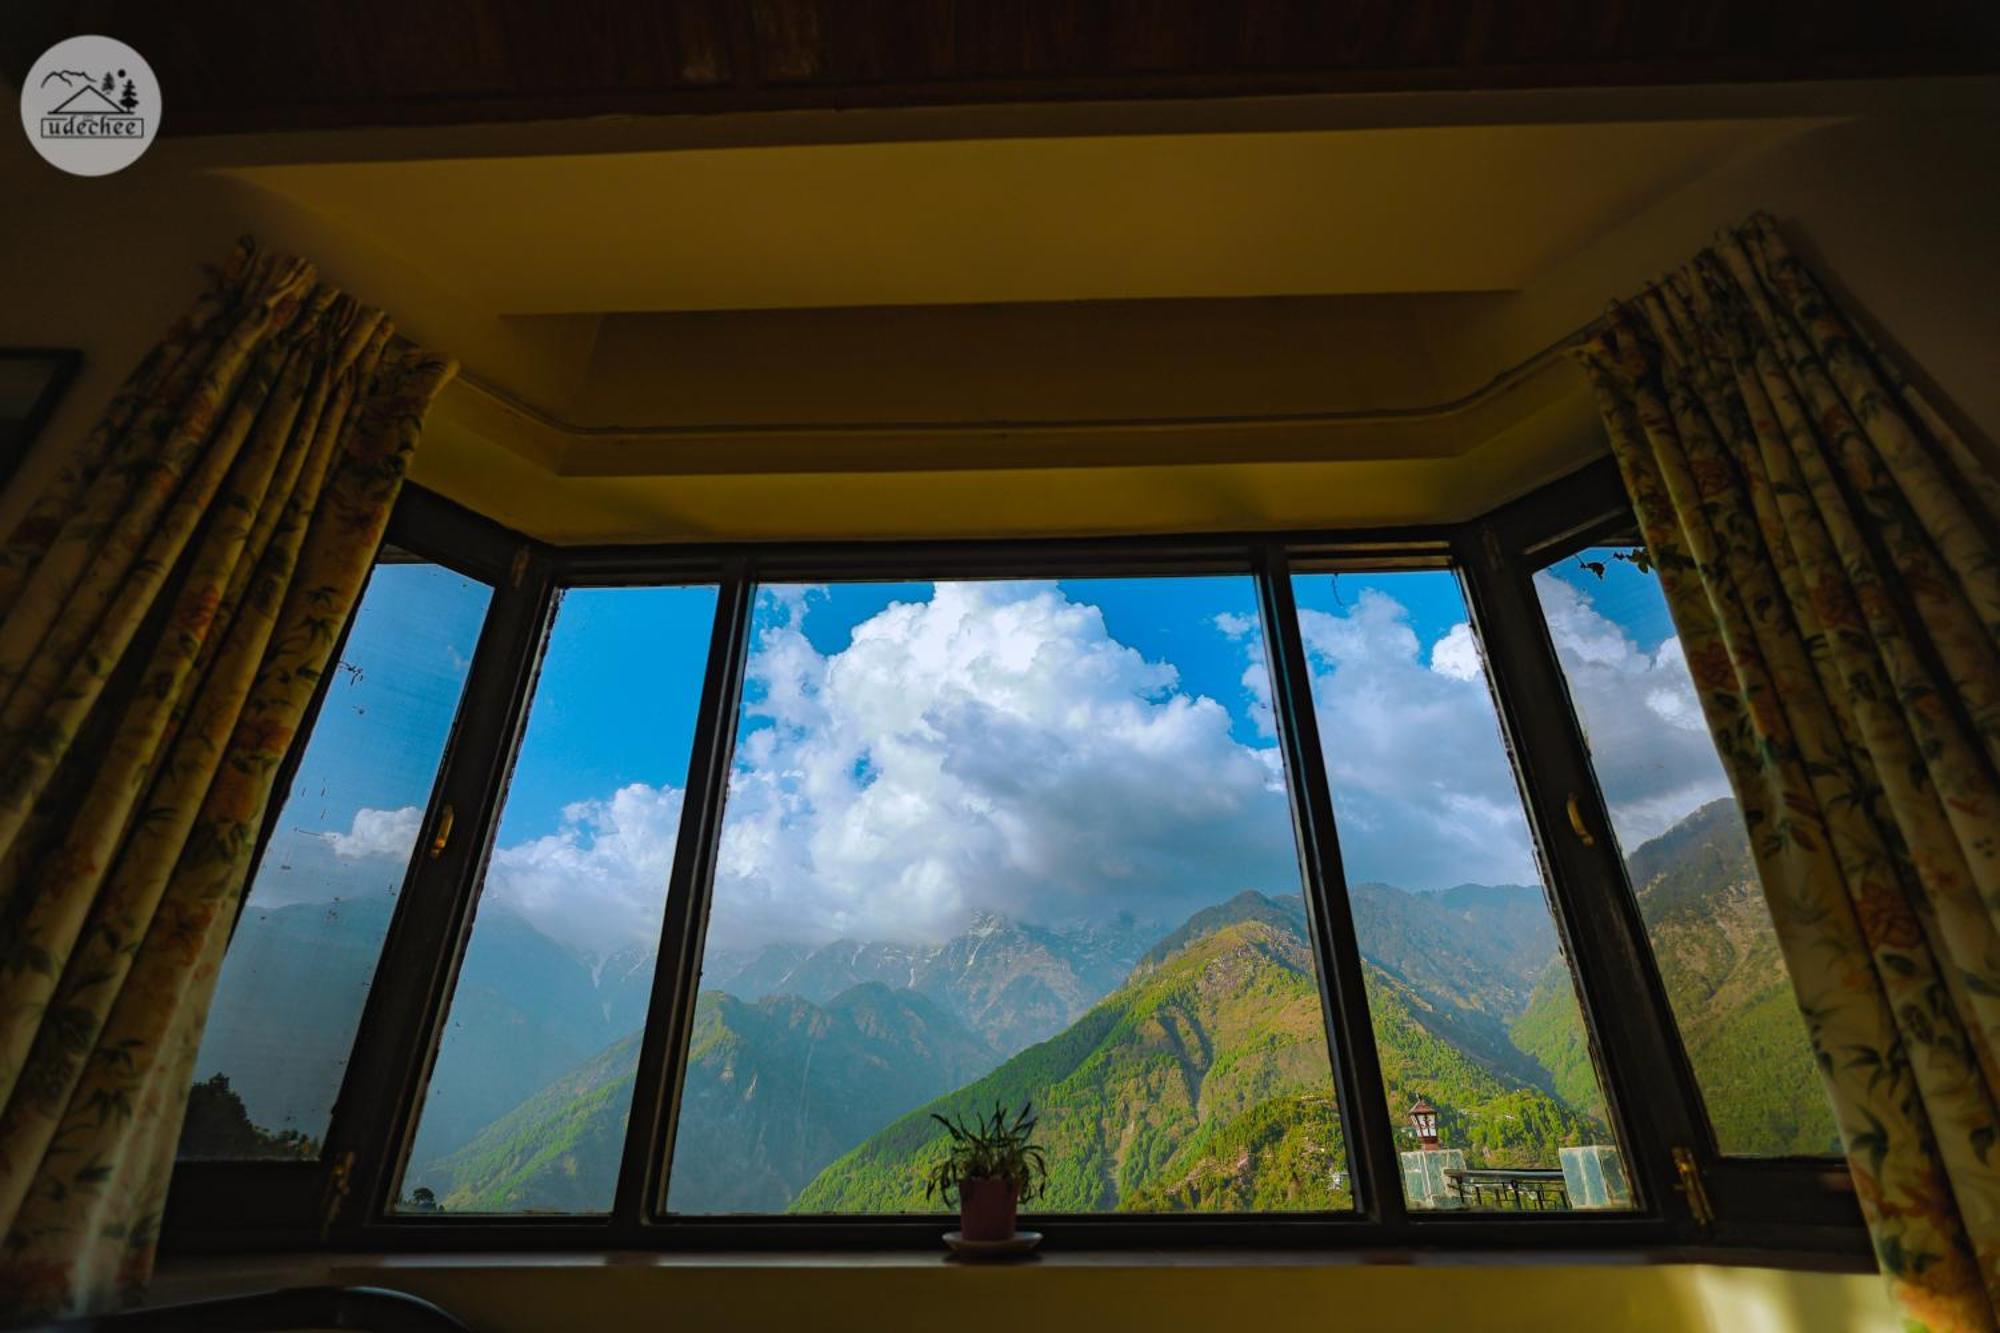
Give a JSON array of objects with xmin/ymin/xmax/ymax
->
[{"xmin": 162, "ymin": 468, "xmax": 1867, "ymax": 1262}]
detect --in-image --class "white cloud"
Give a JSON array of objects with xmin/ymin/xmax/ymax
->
[
  {"xmin": 1214, "ymin": 610, "xmax": 1277, "ymax": 739},
  {"xmin": 1429, "ymin": 622, "xmax": 1484, "ymax": 683},
  {"xmin": 320, "ymin": 787, "xmax": 690, "ymax": 960},
  {"xmin": 327, "ymin": 805, "xmax": 423, "ymax": 860},
  {"xmin": 704, "ymin": 582, "xmax": 1298, "ymax": 951},
  {"xmin": 481, "ymin": 783, "xmax": 687, "ymax": 960},
  {"xmin": 1531, "ymin": 573, "xmax": 1732, "ymax": 848},
  {"xmin": 1294, "ymin": 590, "xmax": 1541, "ymax": 890},
  {"xmin": 332, "ymin": 574, "xmax": 1733, "ymax": 960},
  {"xmin": 1213, "ymin": 611, "xmax": 1257, "ymax": 638}
]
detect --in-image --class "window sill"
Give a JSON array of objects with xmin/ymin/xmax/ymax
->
[
  {"xmin": 153, "ymin": 1241, "xmax": 1874, "ymax": 1289},
  {"xmin": 141, "ymin": 1246, "xmax": 1893, "ymax": 1333}
]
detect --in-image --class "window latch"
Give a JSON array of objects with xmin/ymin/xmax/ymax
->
[
  {"xmin": 320, "ymin": 1149, "xmax": 356, "ymax": 1240},
  {"xmin": 1672, "ymin": 1145, "xmax": 1715, "ymax": 1229},
  {"xmin": 1565, "ymin": 793, "xmax": 1597, "ymax": 847},
  {"xmin": 429, "ymin": 803, "xmax": 455, "ymax": 859}
]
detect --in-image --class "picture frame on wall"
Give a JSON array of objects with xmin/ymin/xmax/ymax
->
[{"xmin": 0, "ymin": 348, "xmax": 82, "ymax": 492}]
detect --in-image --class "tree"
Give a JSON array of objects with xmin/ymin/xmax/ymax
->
[
  {"xmin": 180, "ymin": 1073, "xmax": 318, "ymax": 1160},
  {"xmin": 101, "ymin": 72, "xmax": 113, "ymax": 93},
  {"xmin": 120, "ymin": 79, "xmax": 138, "ymax": 112}
]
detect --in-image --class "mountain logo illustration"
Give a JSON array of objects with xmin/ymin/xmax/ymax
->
[
  {"xmin": 19, "ymin": 36, "xmax": 160, "ymax": 175},
  {"xmin": 47, "ymin": 82, "xmax": 132, "ymax": 116}
]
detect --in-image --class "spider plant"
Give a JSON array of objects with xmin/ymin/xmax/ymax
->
[{"xmin": 923, "ymin": 1100, "xmax": 1049, "ymax": 1205}]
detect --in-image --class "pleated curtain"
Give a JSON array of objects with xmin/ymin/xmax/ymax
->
[
  {"xmin": 0, "ymin": 241, "xmax": 455, "ymax": 1320},
  {"xmin": 1574, "ymin": 213, "xmax": 2000, "ymax": 1332}
]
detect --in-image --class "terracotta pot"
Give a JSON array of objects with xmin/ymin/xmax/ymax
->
[{"xmin": 956, "ymin": 1176, "xmax": 1019, "ymax": 1241}]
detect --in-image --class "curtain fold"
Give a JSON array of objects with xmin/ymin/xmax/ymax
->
[
  {"xmin": 1574, "ymin": 212, "xmax": 2000, "ymax": 1332},
  {"xmin": 0, "ymin": 241, "xmax": 455, "ymax": 1320}
]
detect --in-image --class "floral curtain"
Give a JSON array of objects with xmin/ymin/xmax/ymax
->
[
  {"xmin": 0, "ymin": 240, "xmax": 455, "ymax": 1320},
  {"xmin": 1574, "ymin": 212, "xmax": 2000, "ymax": 1331}
]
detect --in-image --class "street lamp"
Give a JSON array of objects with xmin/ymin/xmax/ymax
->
[{"xmin": 1408, "ymin": 1096, "xmax": 1440, "ymax": 1150}]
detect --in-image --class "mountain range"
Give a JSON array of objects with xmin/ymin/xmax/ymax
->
[
  {"xmin": 182, "ymin": 796, "xmax": 1839, "ymax": 1215},
  {"xmin": 1625, "ymin": 798, "xmax": 1840, "ymax": 1155},
  {"xmin": 704, "ymin": 910, "xmax": 1162, "ymax": 1052}
]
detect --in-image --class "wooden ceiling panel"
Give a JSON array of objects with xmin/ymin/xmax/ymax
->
[
  {"xmin": 456, "ymin": 2, "xmax": 731, "ymax": 94},
  {"xmin": 1, "ymin": 0, "xmax": 1994, "ymax": 135}
]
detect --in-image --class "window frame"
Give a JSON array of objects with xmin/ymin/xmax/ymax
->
[
  {"xmin": 164, "ymin": 486, "xmax": 549, "ymax": 1244},
  {"xmin": 1479, "ymin": 459, "xmax": 1865, "ymax": 1251},
  {"xmin": 161, "ymin": 474, "xmax": 1867, "ymax": 1262}
]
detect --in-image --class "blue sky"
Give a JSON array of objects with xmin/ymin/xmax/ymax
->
[
  {"xmin": 1295, "ymin": 569, "xmax": 1467, "ymax": 650},
  {"xmin": 283, "ymin": 569, "xmax": 1472, "ymax": 852},
  {"xmin": 1537, "ymin": 549, "xmax": 1678, "ymax": 654},
  {"xmin": 211, "ymin": 543, "xmax": 1727, "ymax": 1158},
  {"xmin": 277, "ymin": 563, "xmax": 488, "ymax": 846},
  {"xmin": 753, "ymin": 576, "xmax": 1271, "ymax": 742},
  {"xmin": 284, "ymin": 568, "xmax": 1490, "ymax": 844},
  {"xmin": 498, "ymin": 584, "xmax": 717, "ymax": 843},
  {"xmin": 251, "ymin": 549, "xmax": 1721, "ymax": 955},
  {"xmin": 497, "ymin": 575, "xmax": 1276, "ymax": 843}
]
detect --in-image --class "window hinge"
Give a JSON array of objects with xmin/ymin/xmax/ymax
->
[
  {"xmin": 429, "ymin": 803, "xmax": 455, "ymax": 859},
  {"xmin": 511, "ymin": 545, "xmax": 532, "ymax": 588},
  {"xmin": 320, "ymin": 1149, "xmax": 356, "ymax": 1240},
  {"xmin": 1566, "ymin": 793, "xmax": 1597, "ymax": 847},
  {"xmin": 1672, "ymin": 1145, "xmax": 1715, "ymax": 1229}
]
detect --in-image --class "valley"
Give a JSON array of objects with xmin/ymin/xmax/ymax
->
[{"xmin": 182, "ymin": 797, "xmax": 1839, "ymax": 1215}]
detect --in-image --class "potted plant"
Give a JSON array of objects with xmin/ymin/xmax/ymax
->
[{"xmin": 925, "ymin": 1101, "xmax": 1048, "ymax": 1248}]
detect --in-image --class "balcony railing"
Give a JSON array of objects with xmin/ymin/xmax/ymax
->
[{"xmin": 1445, "ymin": 1168, "xmax": 1571, "ymax": 1211}]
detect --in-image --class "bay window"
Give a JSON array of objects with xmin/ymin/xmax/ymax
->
[{"xmin": 163, "ymin": 463, "xmax": 1864, "ymax": 1256}]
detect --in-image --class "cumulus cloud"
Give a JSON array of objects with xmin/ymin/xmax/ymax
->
[
  {"xmin": 322, "ymin": 789, "xmax": 687, "ymax": 959},
  {"xmin": 327, "ymin": 805, "xmax": 423, "ymax": 860},
  {"xmin": 325, "ymin": 574, "xmax": 1731, "ymax": 959},
  {"xmin": 1429, "ymin": 622, "xmax": 1484, "ymax": 683},
  {"xmin": 480, "ymin": 783, "xmax": 689, "ymax": 959},
  {"xmin": 1213, "ymin": 611, "xmax": 1276, "ymax": 739},
  {"xmin": 1293, "ymin": 590, "xmax": 1542, "ymax": 891},
  {"xmin": 1531, "ymin": 573, "xmax": 1732, "ymax": 847},
  {"xmin": 706, "ymin": 582, "xmax": 1297, "ymax": 952}
]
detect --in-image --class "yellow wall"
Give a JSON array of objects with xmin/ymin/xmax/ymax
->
[
  {"xmin": 146, "ymin": 1254, "xmax": 1904, "ymax": 1333},
  {"xmin": 4, "ymin": 77, "xmax": 1988, "ymax": 1333},
  {"xmin": 1, "ymin": 81, "xmax": 1996, "ymax": 544},
  {"xmin": 1465, "ymin": 108, "xmax": 2000, "ymax": 453}
]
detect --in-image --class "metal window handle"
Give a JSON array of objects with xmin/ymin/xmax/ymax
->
[
  {"xmin": 429, "ymin": 803, "xmax": 455, "ymax": 859},
  {"xmin": 320, "ymin": 1149, "xmax": 355, "ymax": 1239},
  {"xmin": 1566, "ymin": 793, "xmax": 1596, "ymax": 847},
  {"xmin": 1673, "ymin": 1146, "xmax": 1715, "ymax": 1228}
]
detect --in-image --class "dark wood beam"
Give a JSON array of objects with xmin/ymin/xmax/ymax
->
[{"xmin": 3, "ymin": 0, "xmax": 1995, "ymax": 138}]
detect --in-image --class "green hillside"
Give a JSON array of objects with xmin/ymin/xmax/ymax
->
[
  {"xmin": 1360, "ymin": 966, "xmax": 1602, "ymax": 1167},
  {"xmin": 1508, "ymin": 958, "xmax": 1607, "ymax": 1121},
  {"xmin": 1500, "ymin": 798, "xmax": 1840, "ymax": 1156},
  {"xmin": 794, "ymin": 893, "xmax": 1603, "ymax": 1213},
  {"xmin": 407, "ymin": 981, "xmax": 995, "ymax": 1214},
  {"xmin": 667, "ymin": 983, "xmax": 996, "ymax": 1212},
  {"xmin": 398, "ymin": 796, "xmax": 1837, "ymax": 1218},
  {"xmin": 407, "ymin": 1032, "xmax": 639, "ymax": 1213},
  {"xmin": 1626, "ymin": 799, "xmax": 1840, "ymax": 1156},
  {"xmin": 1125, "ymin": 1090, "xmax": 1346, "ymax": 1212}
]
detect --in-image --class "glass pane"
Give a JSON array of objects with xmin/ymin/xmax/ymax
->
[
  {"xmin": 180, "ymin": 555, "xmax": 491, "ymax": 1161},
  {"xmin": 1292, "ymin": 569, "xmax": 1631, "ymax": 1212},
  {"xmin": 396, "ymin": 584, "xmax": 718, "ymax": 1215},
  {"xmin": 669, "ymin": 578, "xmax": 1349, "ymax": 1215},
  {"xmin": 1533, "ymin": 548, "xmax": 1841, "ymax": 1157}
]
